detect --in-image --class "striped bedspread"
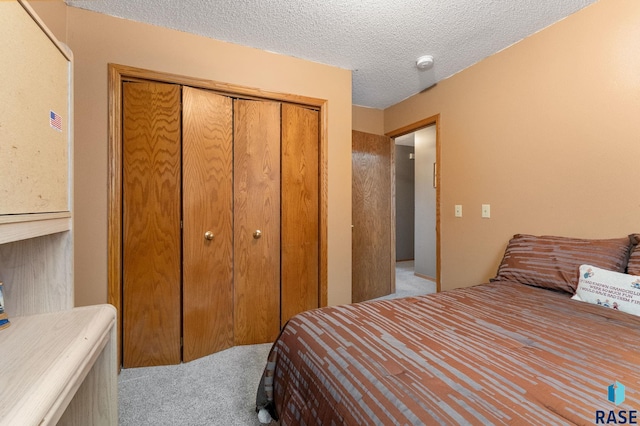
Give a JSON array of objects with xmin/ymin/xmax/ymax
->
[{"xmin": 256, "ymin": 281, "xmax": 640, "ymax": 425}]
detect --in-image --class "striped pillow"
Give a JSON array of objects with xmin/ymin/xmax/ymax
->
[
  {"xmin": 493, "ymin": 234, "xmax": 633, "ymax": 294},
  {"xmin": 627, "ymin": 234, "xmax": 640, "ymax": 275}
]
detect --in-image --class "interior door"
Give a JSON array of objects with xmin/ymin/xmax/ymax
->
[
  {"xmin": 182, "ymin": 87, "xmax": 234, "ymax": 362},
  {"xmin": 352, "ymin": 130, "xmax": 395, "ymax": 302},
  {"xmin": 122, "ymin": 82, "xmax": 182, "ymax": 367},
  {"xmin": 281, "ymin": 103, "xmax": 320, "ymax": 325},
  {"xmin": 233, "ymin": 99, "xmax": 281, "ymax": 345}
]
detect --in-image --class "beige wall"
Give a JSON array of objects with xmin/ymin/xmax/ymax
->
[
  {"xmin": 385, "ymin": 0, "xmax": 640, "ymax": 291},
  {"xmin": 352, "ymin": 105, "xmax": 385, "ymax": 135},
  {"xmin": 30, "ymin": 4, "xmax": 353, "ymax": 307},
  {"xmin": 27, "ymin": 0, "xmax": 66, "ymax": 43},
  {"xmin": 30, "ymin": 0, "xmax": 640, "ymax": 300}
]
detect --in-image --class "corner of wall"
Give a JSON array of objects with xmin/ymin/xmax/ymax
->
[
  {"xmin": 352, "ymin": 105, "xmax": 385, "ymax": 135},
  {"xmin": 25, "ymin": 0, "xmax": 67, "ymax": 44}
]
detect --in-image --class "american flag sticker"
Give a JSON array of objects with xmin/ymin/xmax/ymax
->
[{"xmin": 50, "ymin": 110, "xmax": 62, "ymax": 132}]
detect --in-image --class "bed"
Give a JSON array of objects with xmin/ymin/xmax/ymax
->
[{"xmin": 256, "ymin": 234, "xmax": 640, "ymax": 425}]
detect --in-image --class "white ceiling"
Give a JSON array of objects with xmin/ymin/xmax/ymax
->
[{"xmin": 65, "ymin": 0, "xmax": 598, "ymax": 109}]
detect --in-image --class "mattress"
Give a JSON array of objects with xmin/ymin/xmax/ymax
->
[{"xmin": 256, "ymin": 280, "xmax": 640, "ymax": 425}]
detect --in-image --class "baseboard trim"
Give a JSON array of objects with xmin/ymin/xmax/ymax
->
[{"xmin": 414, "ymin": 272, "xmax": 436, "ymax": 282}]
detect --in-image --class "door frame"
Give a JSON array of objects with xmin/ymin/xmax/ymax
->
[
  {"xmin": 107, "ymin": 63, "xmax": 329, "ymax": 364},
  {"xmin": 386, "ymin": 114, "xmax": 441, "ymax": 292}
]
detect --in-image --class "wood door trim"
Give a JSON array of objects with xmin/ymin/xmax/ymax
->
[
  {"xmin": 107, "ymin": 64, "xmax": 123, "ymax": 367},
  {"xmin": 108, "ymin": 64, "xmax": 329, "ymax": 365},
  {"xmin": 390, "ymin": 140, "xmax": 396, "ymax": 294},
  {"xmin": 112, "ymin": 64, "xmax": 324, "ymax": 109},
  {"xmin": 386, "ymin": 114, "xmax": 441, "ymax": 293},
  {"xmin": 385, "ymin": 114, "xmax": 439, "ymax": 139}
]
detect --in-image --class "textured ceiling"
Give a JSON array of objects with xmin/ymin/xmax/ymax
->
[{"xmin": 65, "ymin": 0, "xmax": 598, "ymax": 109}]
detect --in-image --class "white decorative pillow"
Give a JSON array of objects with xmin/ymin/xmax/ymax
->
[{"xmin": 572, "ymin": 265, "xmax": 640, "ymax": 316}]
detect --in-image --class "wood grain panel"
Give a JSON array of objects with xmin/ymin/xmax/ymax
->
[
  {"xmin": 233, "ymin": 99, "xmax": 281, "ymax": 345},
  {"xmin": 0, "ymin": 306, "xmax": 116, "ymax": 426},
  {"xmin": 122, "ymin": 82, "xmax": 182, "ymax": 367},
  {"xmin": 281, "ymin": 104, "xmax": 319, "ymax": 325},
  {"xmin": 0, "ymin": 213, "xmax": 71, "ymax": 245},
  {"xmin": 109, "ymin": 65, "xmax": 330, "ymax": 364},
  {"xmin": 352, "ymin": 130, "xmax": 394, "ymax": 302},
  {"xmin": 182, "ymin": 87, "xmax": 234, "ymax": 361},
  {"xmin": 57, "ymin": 328, "xmax": 117, "ymax": 426},
  {"xmin": 0, "ymin": 1, "xmax": 70, "ymax": 215},
  {"xmin": 0, "ymin": 232, "xmax": 73, "ymax": 317}
]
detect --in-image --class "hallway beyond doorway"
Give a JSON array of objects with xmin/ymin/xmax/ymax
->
[{"xmin": 373, "ymin": 261, "xmax": 436, "ymax": 301}]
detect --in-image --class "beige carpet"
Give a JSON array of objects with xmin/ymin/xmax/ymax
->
[
  {"xmin": 118, "ymin": 261, "xmax": 436, "ymax": 425},
  {"xmin": 118, "ymin": 343, "xmax": 271, "ymax": 425},
  {"xmin": 373, "ymin": 260, "xmax": 436, "ymax": 300}
]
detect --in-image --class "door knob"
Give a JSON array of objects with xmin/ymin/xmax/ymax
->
[
  {"xmin": 204, "ymin": 231, "xmax": 215, "ymax": 241},
  {"xmin": 253, "ymin": 230, "xmax": 262, "ymax": 239}
]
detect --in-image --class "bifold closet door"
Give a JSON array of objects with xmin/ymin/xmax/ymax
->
[
  {"xmin": 281, "ymin": 104, "xmax": 320, "ymax": 325},
  {"xmin": 233, "ymin": 99, "xmax": 281, "ymax": 345},
  {"xmin": 182, "ymin": 87, "xmax": 234, "ymax": 362},
  {"xmin": 122, "ymin": 82, "xmax": 182, "ymax": 368}
]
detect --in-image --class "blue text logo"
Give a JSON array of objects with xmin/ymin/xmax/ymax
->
[
  {"xmin": 609, "ymin": 382, "xmax": 626, "ymax": 406},
  {"xmin": 596, "ymin": 381, "xmax": 637, "ymax": 425}
]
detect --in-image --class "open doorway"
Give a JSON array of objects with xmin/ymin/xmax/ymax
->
[
  {"xmin": 369, "ymin": 125, "xmax": 438, "ymax": 302},
  {"xmin": 387, "ymin": 115, "xmax": 441, "ymax": 295},
  {"xmin": 352, "ymin": 115, "xmax": 440, "ymax": 303},
  {"xmin": 395, "ymin": 125, "xmax": 436, "ymax": 280}
]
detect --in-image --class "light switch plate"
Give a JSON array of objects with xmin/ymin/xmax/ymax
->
[
  {"xmin": 455, "ymin": 205, "xmax": 462, "ymax": 217},
  {"xmin": 481, "ymin": 204, "xmax": 490, "ymax": 218}
]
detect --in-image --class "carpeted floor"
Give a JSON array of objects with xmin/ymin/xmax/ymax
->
[
  {"xmin": 118, "ymin": 261, "xmax": 435, "ymax": 425},
  {"xmin": 118, "ymin": 343, "xmax": 271, "ymax": 425},
  {"xmin": 374, "ymin": 260, "xmax": 436, "ymax": 300}
]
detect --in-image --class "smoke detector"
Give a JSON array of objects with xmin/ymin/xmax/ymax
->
[{"xmin": 416, "ymin": 55, "xmax": 434, "ymax": 70}]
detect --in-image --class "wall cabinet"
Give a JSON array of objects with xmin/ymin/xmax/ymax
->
[
  {"xmin": 0, "ymin": 2, "xmax": 117, "ymax": 425},
  {"xmin": 0, "ymin": 0, "xmax": 71, "ymax": 240}
]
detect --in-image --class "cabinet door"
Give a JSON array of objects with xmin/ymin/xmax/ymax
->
[
  {"xmin": 122, "ymin": 82, "xmax": 182, "ymax": 367},
  {"xmin": 0, "ymin": 1, "xmax": 70, "ymax": 215},
  {"xmin": 233, "ymin": 99, "xmax": 281, "ymax": 345},
  {"xmin": 182, "ymin": 87, "xmax": 234, "ymax": 362},
  {"xmin": 281, "ymin": 104, "xmax": 320, "ymax": 325}
]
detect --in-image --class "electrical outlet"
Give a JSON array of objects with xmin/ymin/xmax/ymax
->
[
  {"xmin": 481, "ymin": 204, "xmax": 491, "ymax": 218},
  {"xmin": 455, "ymin": 205, "xmax": 462, "ymax": 217}
]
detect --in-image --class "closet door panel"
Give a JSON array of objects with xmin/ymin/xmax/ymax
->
[
  {"xmin": 233, "ymin": 99, "xmax": 281, "ymax": 345},
  {"xmin": 281, "ymin": 104, "xmax": 319, "ymax": 325},
  {"xmin": 182, "ymin": 87, "xmax": 234, "ymax": 362},
  {"xmin": 122, "ymin": 82, "xmax": 182, "ymax": 367}
]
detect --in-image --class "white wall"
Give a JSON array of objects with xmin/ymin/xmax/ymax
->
[
  {"xmin": 395, "ymin": 144, "xmax": 415, "ymax": 260},
  {"xmin": 414, "ymin": 126, "xmax": 437, "ymax": 278}
]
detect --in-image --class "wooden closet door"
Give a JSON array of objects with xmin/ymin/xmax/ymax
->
[
  {"xmin": 233, "ymin": 99, "xmax": 281, "ymax": 345},
  {"xmin": 182, "ymin": 87, "xmax": 234, "ymax": 362},
  {"xmin": 281, "ymin": 104, "xmax": 319, "ymax": 325},
  {"xmin": 122, "ymin": 82, "xmax": 182, "ymax": 367}
]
